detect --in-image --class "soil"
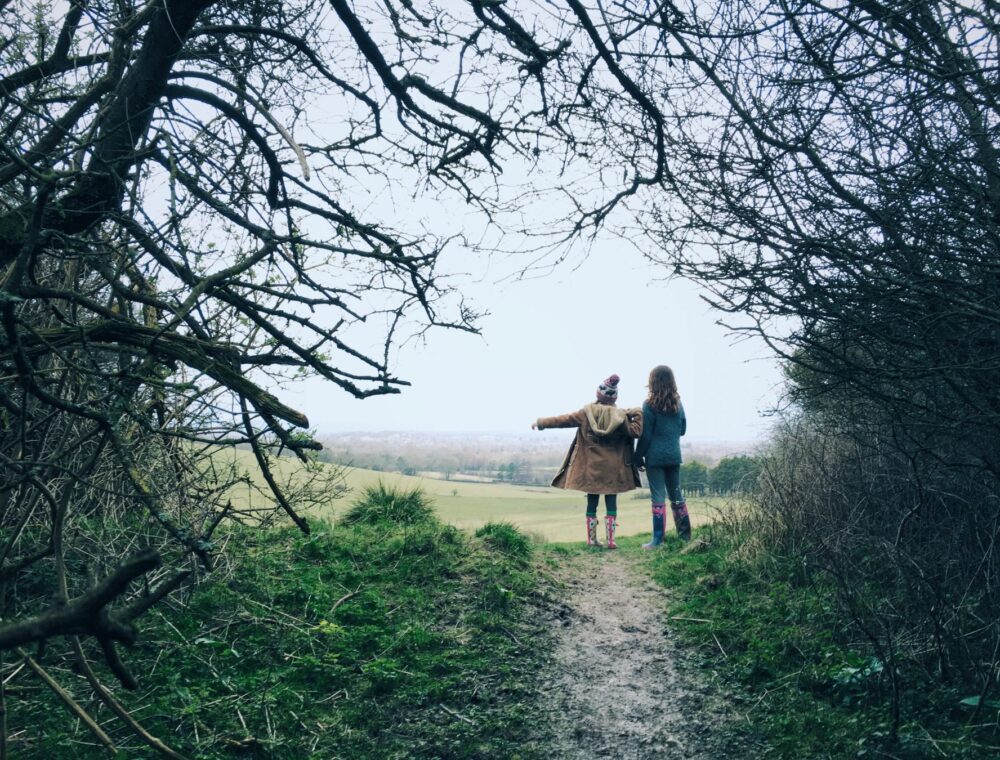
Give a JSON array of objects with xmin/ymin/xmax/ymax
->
[{"xmin": 527, "ymin": 549, "xmax": 764, "ymax": 759}]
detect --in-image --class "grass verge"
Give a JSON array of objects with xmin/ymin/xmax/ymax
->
[
  {"xmin": 642, "ymin": 526, "xmax": 999, "ymax": 759},
  {"xmin": 9, "ymin": 489, "xmax": 546, "ymax": 759}
]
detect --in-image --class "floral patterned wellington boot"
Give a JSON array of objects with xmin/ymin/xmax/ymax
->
[
  {"xmin": 671, "ymin": 501, "xmax": 692, "ymax": 541},
  {"xmin": 642, "ymin": 504, "xmax": 666, "ymax": 549},
  {"xmin": 586, "ymin": 516, "xmax": 603, "ymax": 547},
  {"xmin": 604, "ymin": 515, "xmax": 618, "ymax": 549}
]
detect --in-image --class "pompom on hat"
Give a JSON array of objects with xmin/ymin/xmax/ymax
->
[{"xmin": 596, "ymin": 374, "xmax": 620, "ymax": 404}]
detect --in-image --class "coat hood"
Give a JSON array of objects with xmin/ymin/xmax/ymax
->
[{"xmin": 584, "ymin": 403, "xmax": 628, "ymax": 435}]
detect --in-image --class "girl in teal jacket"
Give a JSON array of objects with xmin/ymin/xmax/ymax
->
[{"xmin": 634, "ymin": 365, "xmax": 690, "ymax": 545}]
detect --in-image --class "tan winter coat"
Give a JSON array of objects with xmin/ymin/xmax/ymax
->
[{"xmin": 536, "ymin": 403, "xmax": 643, "ymax": 494}]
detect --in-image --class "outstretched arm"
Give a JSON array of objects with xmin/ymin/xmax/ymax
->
[{"xmin": 534, "ymin": 410, "xmax": 585, "ymax": 430}]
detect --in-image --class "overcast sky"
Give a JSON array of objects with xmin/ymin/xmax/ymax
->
[
  {"xmin": 274, "ymin": 3, "xmax": 785, "ymax": 443},
  {"xmin": 292, "ymin": 243, "xmax": 784, "ymax": 443}
]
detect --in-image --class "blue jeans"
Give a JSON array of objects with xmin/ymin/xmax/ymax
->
[{"xmin": 646, "ymin": 465, "xmax": 682, "ymax": 504}]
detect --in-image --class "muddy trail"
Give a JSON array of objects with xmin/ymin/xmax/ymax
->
[{"xmin": 527, "ymin": 549, "xmax": 764, "ymax": 759}]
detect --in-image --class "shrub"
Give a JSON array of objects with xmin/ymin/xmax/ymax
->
[{"xmin": 737, "ymin": 415, "xmax": 1000, "ymax": 744}]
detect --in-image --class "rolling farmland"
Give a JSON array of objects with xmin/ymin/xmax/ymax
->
[{"xmin": 221, "ymin": 449, "xmax": 730, "ymax": 543}]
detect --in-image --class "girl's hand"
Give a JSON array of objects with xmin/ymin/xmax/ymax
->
[{"xmin": 531, "ymin": 423, "xmax": 538, "ymax": 430}]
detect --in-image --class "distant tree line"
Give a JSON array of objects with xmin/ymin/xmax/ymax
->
[
  {"xmin": 318, "ymin": 443, "xmax": 565, "ymax": 485},
  {"xmin": 680, "ymin": 456, "xmax": 760, "ymax": 497},
  {"xmin": 323, "ymin": 445, "xmax": 760, "ymax": 494},
  {"xmin": 322, "ymin": 449, "xmax": 556, "ymax": 485}
]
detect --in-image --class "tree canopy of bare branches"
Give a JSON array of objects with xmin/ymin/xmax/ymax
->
[
  {"xmin": 0, "ymin": 0, "xmax": 680, "ymax": 715},
  {"xmin": 639, "ymin": 2, "xmax": 999, "ymax": 445}
]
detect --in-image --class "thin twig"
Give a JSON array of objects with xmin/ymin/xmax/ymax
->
[
  {"xmin": 438, "ymin": 703, "xmax": 476, "ymax": 725},
  {"xmin": 669, "ymin": 615, "xmax": 713, "ymax": 624},
  {"xmin": 71, "ymin": 637, "xmax": 190, "ymax": 759},
  {"xmin": 19, "ymin": 650, "xmax": 116, "ymax": 752},
  {"xmin": 919, "ymin": 725, "xmax": 948, "ymax": 758},
  {"xmin": 331, "ymin": 586, "xmax": 363, "ymax": 613},
  {"xmin": 712, "ymin": 632, "xmax": 728, "ymax": 659},
  {"xmin": 242, "ymin": 597, "xmax": 311, "ymax": 631}
]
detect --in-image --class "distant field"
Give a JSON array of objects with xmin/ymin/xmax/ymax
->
[{"xmin": 219, "ymin": 449, "xmax": 736, "ymax": 543}]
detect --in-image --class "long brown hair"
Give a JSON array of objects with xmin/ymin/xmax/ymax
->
[{"xmin": 647, "ymin": 365, "xmax": 681, "ymax": 413}]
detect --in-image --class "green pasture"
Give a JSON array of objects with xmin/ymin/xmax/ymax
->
[{"xmin": 220, "ymin": 449, "xmax": 733, "ymax": 543}]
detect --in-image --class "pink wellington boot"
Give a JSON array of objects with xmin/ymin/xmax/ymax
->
[
  {"xmin": 604, "ymin": 515, "xmax": 618, "ymax": 549},
  {"xmin": 586, "ymin": 516, "xmax": 603, "ymax": 547}
]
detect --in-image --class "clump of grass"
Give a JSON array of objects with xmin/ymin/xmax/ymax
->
[
  {"xmin": 475, "ymin": 521, "xmax": 532, "ymax": 562},
  {"xmin": 341, "ymin": 480, "xmax": 435, "ymax": 525}
]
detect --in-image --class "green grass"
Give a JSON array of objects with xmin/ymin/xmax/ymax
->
[
  {"xmin": 642, "ymin": 525, "xmax": 999, "ymax": 759},
  {"xmin": 12, "ymin": 473, "xmax": 993, "ymax": 758},
  {"xmin": 10, "ymin": 488, "xmax": 547, "ymax": 759}
]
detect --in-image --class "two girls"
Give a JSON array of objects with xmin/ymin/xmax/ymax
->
[{"xmin": 533, "ymin": 367, "xmax": 688, "ymax": 548}]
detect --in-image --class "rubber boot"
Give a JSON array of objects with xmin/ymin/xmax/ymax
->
[
  {"xmin": 642, "ymin": 504, "xmax": 666, "ymax": 549},
  {"xmin": 586, "ymin": 516, "xmax": 603, "ymax": 548},
  {"xmin": 671, "ymin": 501, "xmax": 692, "ymax": 541},
  {"xmin": 605, "ymin": 515, "xmax": 618, "ymax": 550}
]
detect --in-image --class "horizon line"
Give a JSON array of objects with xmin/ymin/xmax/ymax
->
[{"xmin": 317, "ymin": 429, "xmax": 767, "ymax": 444}]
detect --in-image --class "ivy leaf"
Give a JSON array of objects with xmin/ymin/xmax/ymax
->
[{"xmin": 959, "ymin": 696, "xmax": 1000, "ymax": 709}]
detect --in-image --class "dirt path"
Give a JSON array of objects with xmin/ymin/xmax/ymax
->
[{"xmin": 529, "ymin": 549, "xmax": 759, "ymax": 759}]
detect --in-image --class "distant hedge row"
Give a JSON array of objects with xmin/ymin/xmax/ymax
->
[{"xmin": 680, "ymin": 455, "xmax": 760, "ymax": 496}]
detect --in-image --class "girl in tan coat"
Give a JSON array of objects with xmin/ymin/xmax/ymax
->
[{"xmin": 532, "ymin": 374, "xmax": 643, "ymax": 548}]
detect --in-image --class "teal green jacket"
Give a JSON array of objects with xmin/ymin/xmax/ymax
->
[{"xmin": 634, "ymin": 401, "xmax": 686, "ymax": 466}]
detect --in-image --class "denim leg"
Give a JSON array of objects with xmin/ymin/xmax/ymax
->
[
  {"xmin": 646, "ymin": 466, "xmax": 667, "ymax": 504},
  {"xmin": 664, "ymin": 465, "xmax": 683, "ymax": 503}
]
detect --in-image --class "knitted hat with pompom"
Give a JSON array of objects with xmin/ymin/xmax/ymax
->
[{"xmin": 596, "ymin": 374, "xmax": 620, "ymax": 404}]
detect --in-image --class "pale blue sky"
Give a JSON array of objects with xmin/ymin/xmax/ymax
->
[{"xmin": 293, "ymin": 244, "xmax": 783, "ymax": 442}]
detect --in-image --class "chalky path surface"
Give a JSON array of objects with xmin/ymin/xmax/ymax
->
[{"xmin": 531, "ymin": 550, "xmax": 758, "ymax": 759}]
